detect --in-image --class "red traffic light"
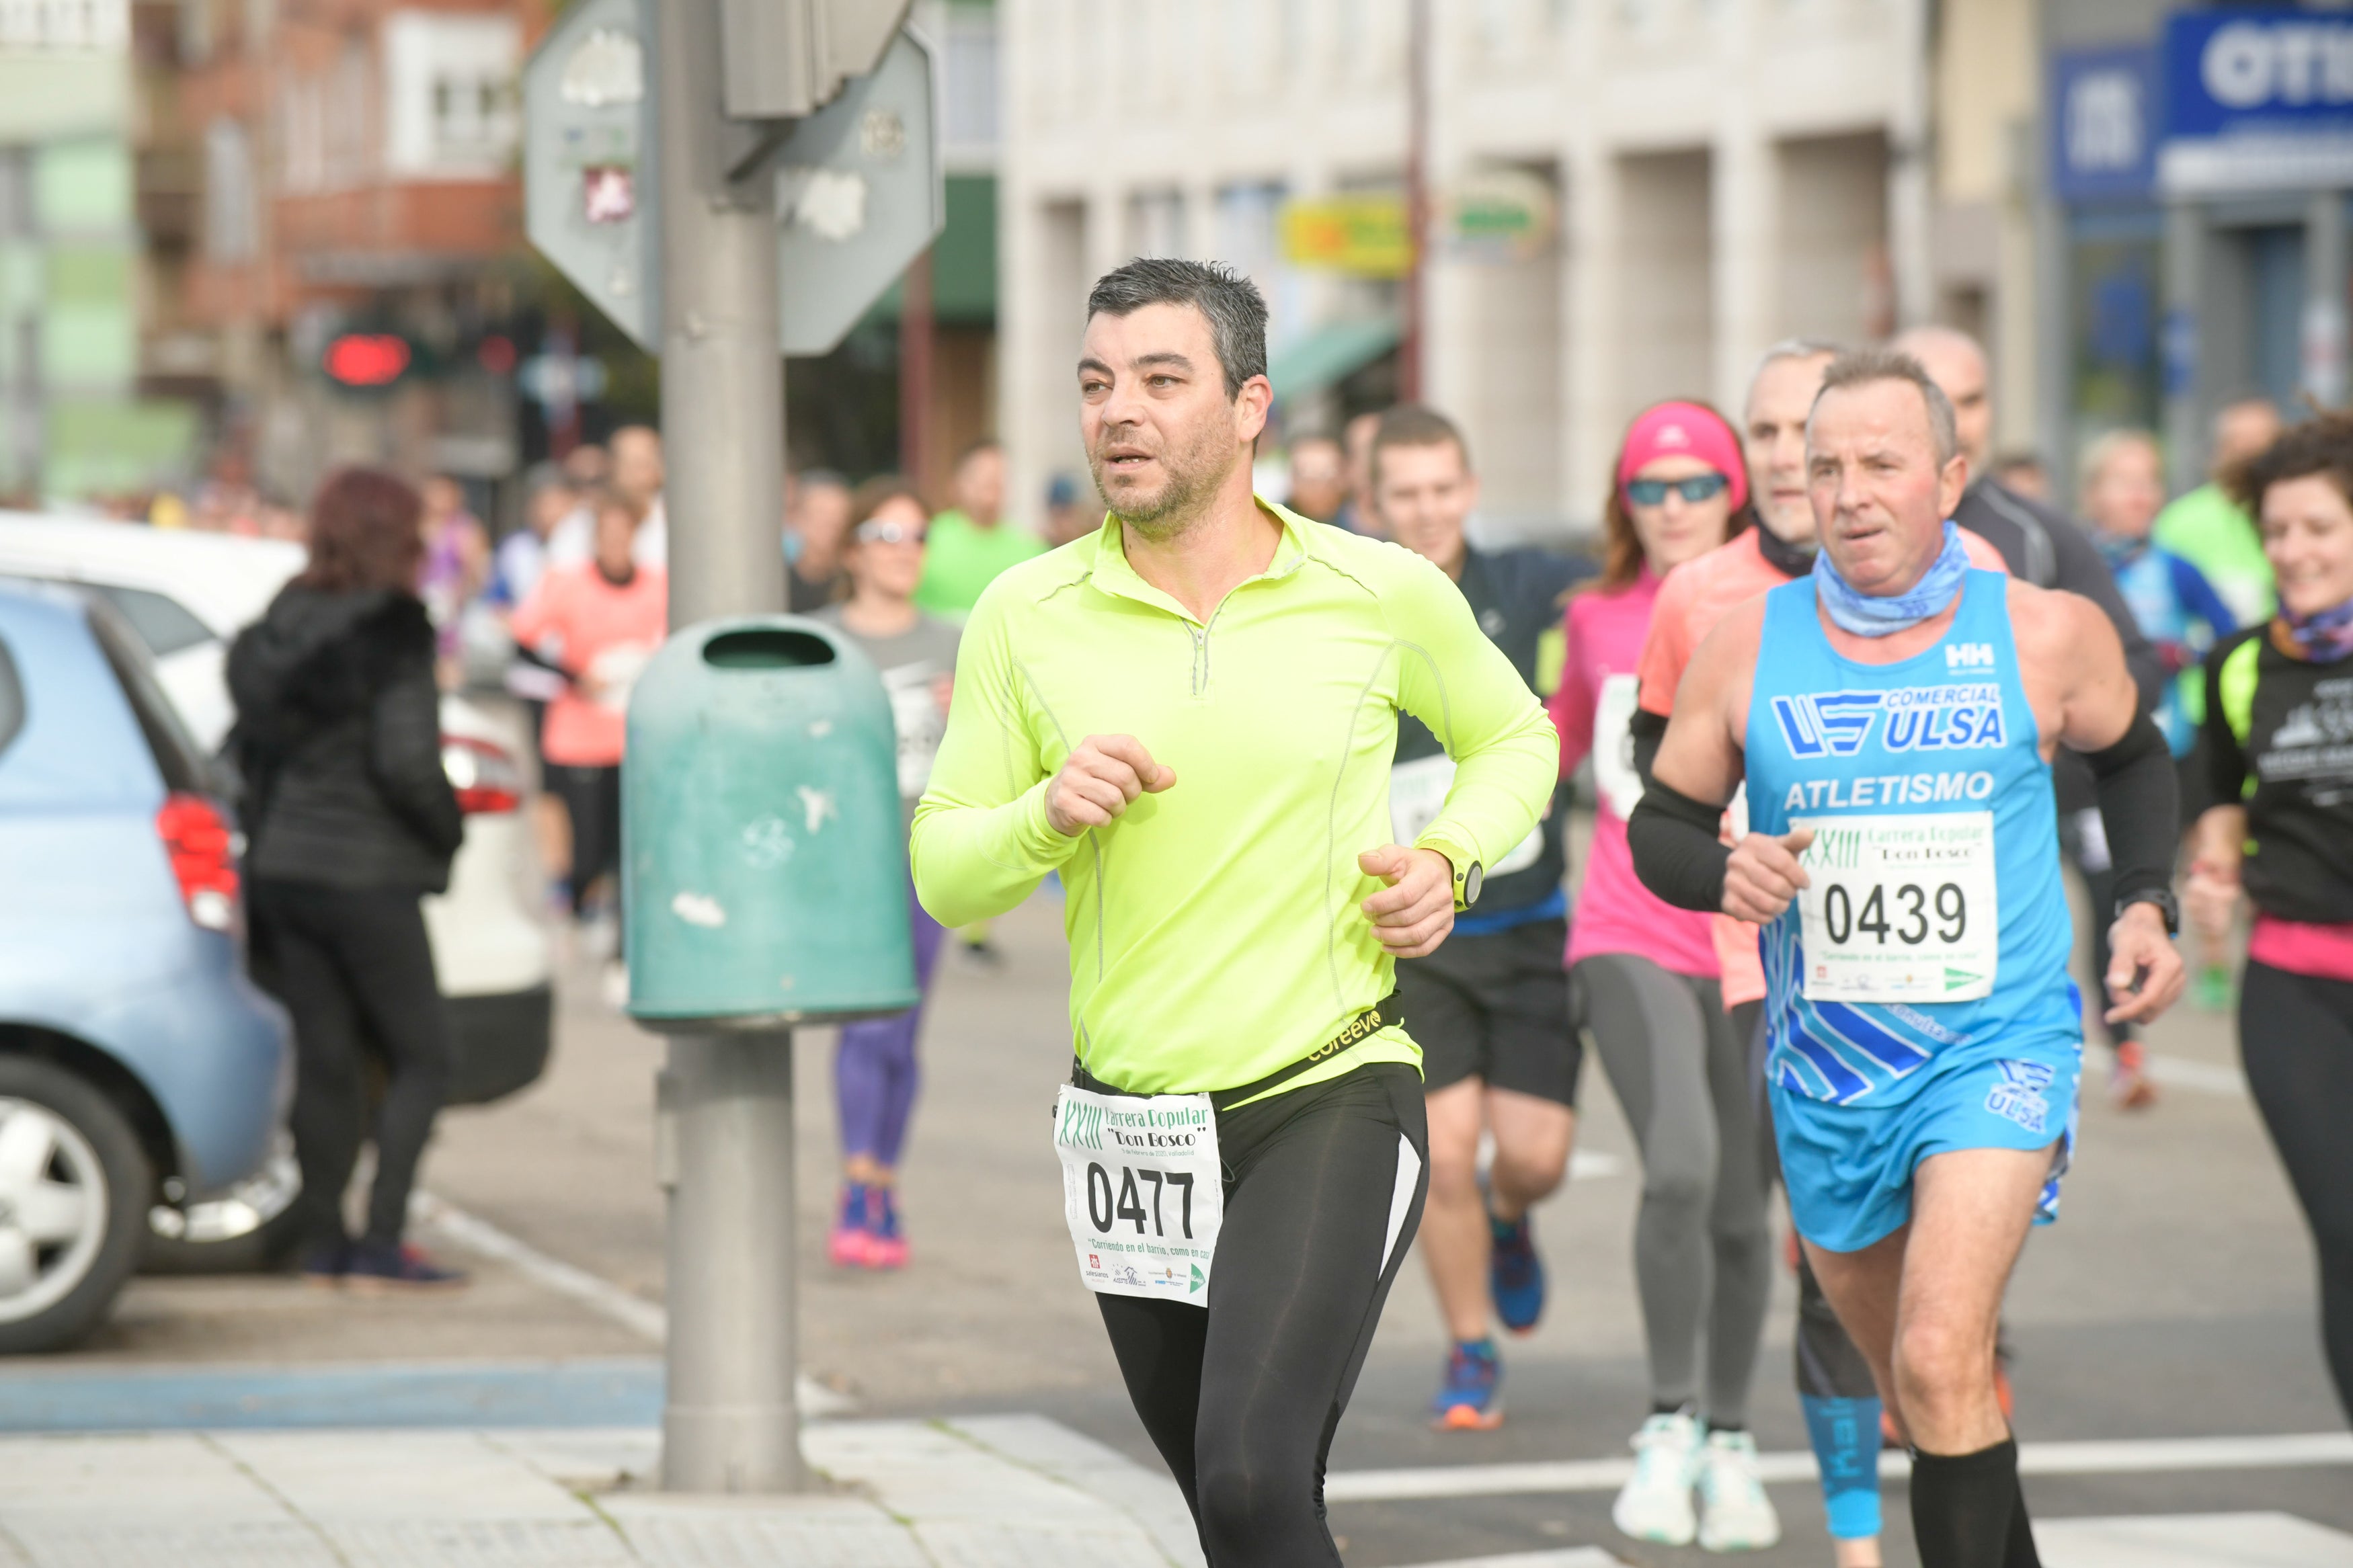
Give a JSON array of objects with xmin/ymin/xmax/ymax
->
[{"xmin": 323, "ymin": 333, "xmax": 411, "ymax": 387}]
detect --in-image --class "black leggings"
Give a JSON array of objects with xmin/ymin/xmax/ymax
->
[
  {"xmin": 253, "ymin": 881, "xmax": 454, "ymax": 1251},
  {"xmin": 2240, "ymin": 960, "xmax": 2353, "ymax": 1420},
  {"xmin": 546, "ymin": 762, "xmax": 622, "ymax": 915},
  {"xmin": 1097, "ymin": 1062, "xmax": 1428, "ymax": 1567}
]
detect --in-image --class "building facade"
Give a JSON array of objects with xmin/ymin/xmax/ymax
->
[
  {"xmin": 0, "ymin": 0, "xmax": 196, "ymax": 506},
  {"xmin": 998, "ymin": 0, "xmax": 1971, "ymax": 538},
  {"xmin": 159, "ymin": 0, "xmax": 536, "ymax": 504}
]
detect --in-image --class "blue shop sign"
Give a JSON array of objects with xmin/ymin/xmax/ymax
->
[
  {"xmin": 2052, "ymin": 46, "xmax": 2159, "ymax": 204},
  {"xmin": 2159, "ymin": 8, "xmax": 2353, "ymax": 195}
]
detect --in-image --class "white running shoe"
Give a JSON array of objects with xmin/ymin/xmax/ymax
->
[
  {"xmin": 1612, "ymin": 1410, "xmax": 1702, "ymax": 1545},
  {"xmin": 1695, "ymin": 1428, "xmax": 1783, "ymax": 1552}
]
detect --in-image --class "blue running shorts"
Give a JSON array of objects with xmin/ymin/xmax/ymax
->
[{"xmin": 1770, "ymin": 1046, "xmax": 2081, "ymax": 1254}]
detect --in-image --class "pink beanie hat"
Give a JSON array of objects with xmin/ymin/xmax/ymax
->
[{"xmin": 1616, "ymin": 401, "xmax": 1748, "ymax": 514}]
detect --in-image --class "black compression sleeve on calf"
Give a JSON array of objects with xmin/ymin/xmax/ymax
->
[
  {"xmin": 1909, "ymin": 1438, "xmax": 2024, "ymax": 1568},
  {"xmin": 2082, "ymin": 711, "xmax": 2180, "ymax": 905},
  {"xmin": 1630, "ymin": 706, "xmax": 1668, "ymax": 788},
  {"xmin": 1627, "ymin": 779, "xmax": 1731, "ymax": 914}
]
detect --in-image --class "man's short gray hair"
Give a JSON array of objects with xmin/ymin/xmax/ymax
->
[
  {"xmin": 1086, "ymin": 257, "xmax": 1269, "ymax": 400},
  {"xmin": 1814, "ymin": 347, "xmax": 1960, "ymax": 466},
  {"xmin": 1751, "ymin": 337, "xmax": 1842, "ymax": 388}
]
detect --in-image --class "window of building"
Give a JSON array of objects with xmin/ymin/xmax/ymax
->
[
  {"xmin": 1128, "ymin": 190, "xmax": 1187, "ymax": 259},
  {"xmin": 202, "ymin": 118, "xmax": 257, "ymax": 261},
  {"xmin": 943, "ymin": 5, "xmax": 998, "ymax": 159},
  {"xmin": 0, "ymin": 0, "xmax": 127, "ymax": 52},
  {"xmin": 381, "ymin": 10, "xmax": 520, "ymax": 180}
]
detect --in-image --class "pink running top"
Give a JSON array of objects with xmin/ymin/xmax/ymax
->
[{"xmin": 1551, "ymin": 568, "xmax": 1721, "ymax": 978}]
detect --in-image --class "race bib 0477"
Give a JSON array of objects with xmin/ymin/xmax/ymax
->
[
  {"xmin": 1791, "ymin": 811, "xmax": 1998, "ymax": 1003},
  {"xmin": 1053, "ymin": 1085, "xmax": 1224, "ymax": 1304}
]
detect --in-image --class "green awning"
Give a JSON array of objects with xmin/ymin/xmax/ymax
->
[{"xmin": 1267, "ymin": 316, "xmax": 1401, "ymax": 401}]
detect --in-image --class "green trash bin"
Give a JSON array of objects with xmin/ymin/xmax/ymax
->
[{"xmin": 623, "ymin": 616, "xmax": 918, "ymax": 1029}]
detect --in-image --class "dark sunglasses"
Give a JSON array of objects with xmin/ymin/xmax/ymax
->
[
  {"xmin": 1625, "ymin": 473, "xmax": 1729, "ymax": 507},
  {"xmin": 854, "ymin": 520, "xmax": 927, "ymax": 545}
]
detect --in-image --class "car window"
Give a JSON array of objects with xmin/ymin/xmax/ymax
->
[
  {"xmin": 85, "ymin": 599, "xmax": 209, "ymax": 794},
  {"xmin": 83, "ymin": 583, "xmax": 216, "ymax": 659},
  {"xmin": 0, "ymin": 634, "xmax": 23, "ymax": 764}
]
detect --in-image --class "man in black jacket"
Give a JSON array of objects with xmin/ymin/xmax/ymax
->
[
  {"xmin": 1373, "ymin": 405, "xmax": 1593, "ymax": 1429},
  {"xmin": 229, "ymin": 468, "xmax": 469, "ymax": 1292},
  {"xmin": 1897, "ymin": 327, "xmax": 2169, "ymax": 1106}
]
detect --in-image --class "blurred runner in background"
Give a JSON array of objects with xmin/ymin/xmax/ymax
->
[
  {"xmin": 787, "ymin": 468, "xmax": 854, "ymax": 612},
  {"xmin": 417, "ymin": 476, "xmax": 489, "ymax": 684},
  {"xmin": 814, "ymin": 479, "xmax": 960, "ymax": 1271},
  {"xmin": 491, "ymin": 464, "xmax": 583, "ymax": 899},
  {"xmin": 550, "ymin": 426, "xmax": 666, "ymax": 570},
  {"xmin": 2159, "ymin": 397, "xmax": 2284, "ymax": 630},
  {"xmin": 915, "ymin": 440, "xmax": 1041, "ymax": 618},
  {"xmin": 1283, "ymin": 434, "xmax": 1347, "ymax": 524},
  {"xmin": 1374, "ymin": 405, "xmax": 1588, "ymax": 1433},
  {"xmin": 510, "ymin": 489, "xmax": 668, "ymax": 1006},
  {"xmin": 2187, "ymin": 411, "xmax": 2353, "ymax": 1426},
  {"xmin": 1332, "ymin": 409, "xmax": 1386, "ymax": 537},
  {"xmin": 1562, "ymin": 399, "xmax": 1780, "ymax": 1554},
  {"xmin": 2081, "ymin": 429, "xmax": 2235, "ymax": 1098}
]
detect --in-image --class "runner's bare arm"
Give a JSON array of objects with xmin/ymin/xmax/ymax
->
[{"xmin": 2014, "ymin": 583, "xmax": 2186, "ymax": 1024}]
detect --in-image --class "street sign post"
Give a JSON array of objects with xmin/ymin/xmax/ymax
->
[
  {"xmin": 526, "ymin": 8, "xmax": 938, "ymax": 362},
  {"xmin": 774, "ymin": 30, "xmax": 943, "ymax": 356},
  {"xmin": 522, "ymin": 0, "xmax": 662, "ymax": 351},
  {"xmin": 522, "ymin": 0, "xmax": 928, "ymax": 1498}
]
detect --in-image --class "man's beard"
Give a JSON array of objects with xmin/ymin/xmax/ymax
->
[{"xmin": 1090, "ymin": 426, "xmax": 1230, "ymax": 542}]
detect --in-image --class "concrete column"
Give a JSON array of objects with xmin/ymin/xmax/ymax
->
[
  {"xmin": 2161, "ymin": 199, "xmax": 2206, "ymax": 495},
  {"xmin": 1884, "ymin": 0, "xmax": 1936, "ymax": 330},
  {"xmin": 1564, "ymin": 139, "xmax": 1618, "ymax": 520},
  {"xmin": 1712, "ymin": 130, "xmax": 1771, "ymax": 417},
  {"xmin": 2305, "ymin": 188, "xmax": 2348, "ymax": 409}
]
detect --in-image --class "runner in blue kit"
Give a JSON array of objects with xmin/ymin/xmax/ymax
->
[{"xmin": 1628, "ymin": 349, "xmax": 2187, "ymax": 1568}]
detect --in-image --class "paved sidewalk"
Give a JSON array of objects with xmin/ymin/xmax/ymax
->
[{"xmin": 0, "ymin": 1415, "xmax": 1215, "ymax": 1568}]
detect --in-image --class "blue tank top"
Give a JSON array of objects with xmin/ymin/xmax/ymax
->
[{"xmin": 1745, "ymin": 571, "xmax": 2078, "ymax": 1106}]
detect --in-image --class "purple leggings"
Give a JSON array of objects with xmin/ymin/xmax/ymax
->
[{"xmin": 834, "ymin": 888, "xmax": 945, "ymax": 1168}]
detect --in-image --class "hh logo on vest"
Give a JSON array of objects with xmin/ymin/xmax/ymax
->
[{"xmin": 1771, "ymin": 685, "xmax": 2007, "ymax": 759}]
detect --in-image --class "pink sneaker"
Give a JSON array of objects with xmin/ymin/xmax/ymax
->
[
  {"xmin": 828, "ymin": 1184, "xmax": 872, "ymax": 1268},
  {"xmin": 863, "ymin": 1186, "xmax": 908, "ymax": 1270}
]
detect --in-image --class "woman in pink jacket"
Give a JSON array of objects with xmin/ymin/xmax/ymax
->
[{"xmin": 1550, "ymin": 401, "xmax": 1780, "ymax": 1553}]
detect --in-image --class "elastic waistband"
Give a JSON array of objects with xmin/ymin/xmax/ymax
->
[{"xmin": 1071, "ymin": 990, "xmax": 1406, "ymax": 1113}]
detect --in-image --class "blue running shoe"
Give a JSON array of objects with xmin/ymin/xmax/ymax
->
[
  {"xmin": 1431, "ymin": 1339, "xmax": 1503, "ymax": 1430},
  {"xmin": 1489, "ymin": 1209, "xmax": 1546, "ymax": 1333}
]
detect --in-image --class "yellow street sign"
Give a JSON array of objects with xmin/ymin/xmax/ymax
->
[{"xmin": 1279, "ymin": 194, "xmax": 1412, "ymax": 278}]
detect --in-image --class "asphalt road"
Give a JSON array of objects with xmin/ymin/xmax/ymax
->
[{"xmin": 35, "ymin": 848, "xmax": 2353, "ymax": 1567}]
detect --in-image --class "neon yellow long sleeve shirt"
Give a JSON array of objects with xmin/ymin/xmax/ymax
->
[{"xmin": 910, "ymin": 501, "xmax": 1559, "ymax": 1098}]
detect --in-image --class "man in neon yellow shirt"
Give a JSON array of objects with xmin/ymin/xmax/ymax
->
[
  {"xmin": 912, "ymin": 258, "xmax": 1555, "ymax": 1565},
  {"xmin": 2156, "ymin": 397, "xmax": 2282, "ymax": 626},
  {"xmin": 912, "ymin": 440, "xmax": 1044, "ymax": 618}
]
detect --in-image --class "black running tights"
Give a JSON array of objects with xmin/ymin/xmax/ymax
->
[
  {"xmin": 1096, "ymin": 1062, "xmax": 1429, "ymax": 1567},
  {"xmin": 253, "ymin": 880, "xmax": 454, "ymax": 1251},
  {"xmin": 2240, "ymin": 960, "xmax": 2353, "ymax": 1421}
]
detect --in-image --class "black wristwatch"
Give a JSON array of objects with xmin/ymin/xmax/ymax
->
[
  {"xmin": 1459, "ymin": 860, "xmax": 1484, "ymax": 909},
  {"xmin": 2116, "ymin": 887, "xmax": 2180, "ymax": 937}
]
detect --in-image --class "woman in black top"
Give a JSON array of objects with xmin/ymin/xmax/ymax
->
[
  {"xmin": 2186, "ymin": 412, "xmax": 2353, "ymax": 1420},
  {"xmin": 229, "ymin": 468, "xmax": 469, "ymax": 1290}
]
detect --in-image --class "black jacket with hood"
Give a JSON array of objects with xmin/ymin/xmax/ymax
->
[{"xmin": 227, "ymin": 585, "xmax": 463, "ymax": 893}]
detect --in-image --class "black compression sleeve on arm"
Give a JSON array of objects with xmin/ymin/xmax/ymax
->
[
  {"xmin": 1628, "ymin": 779, "xmax": 1732, "ymax": 914},
  {"xmin": 1630, "ymin": 706, "xmax": 1668, "ymax": 789},
  {"xmin": 2083, "ymin": 710, "xmax": 2180, "ymax": 904}
]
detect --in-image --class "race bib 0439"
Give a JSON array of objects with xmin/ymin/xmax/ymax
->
[
  {"xmin": 1053, "ymin": 1085, "xmax": 1224, "ymax": 1304},
  {"xmin": 1791, "ymin": 811, "xmax": 1997, "ymax": 1003}
]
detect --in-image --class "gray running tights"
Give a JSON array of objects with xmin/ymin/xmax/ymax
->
[{"xmin": 1575, "ymin": 952, "xmax": 1773, "ymax": 1426}]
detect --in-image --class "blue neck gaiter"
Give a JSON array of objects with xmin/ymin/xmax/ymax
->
[{"xmin": 1812, "ymin": 519, "xmax": 1972, "ymax": 636}]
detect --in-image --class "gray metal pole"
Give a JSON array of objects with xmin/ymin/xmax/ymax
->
[
  {"xmin": 652, "ymin": 0, "xmax": 799, "ymax": 1495},
  {"xmin": 2162, "ymin": 199, "xmax": 2206, "ymax": 496},
  {"xmin": 2305, "ymin": 189, "xmax": 2348, "ymax": 411}
]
